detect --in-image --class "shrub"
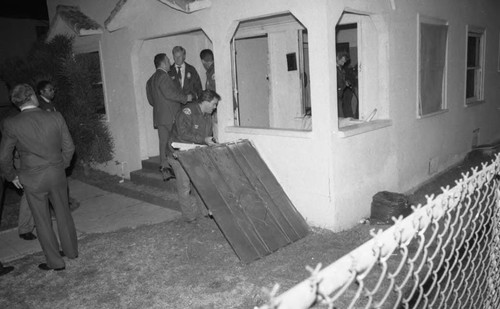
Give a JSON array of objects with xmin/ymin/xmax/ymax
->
[{"xmin": 0, "ymin": 35, "xmax": 114, "ymax": 166}]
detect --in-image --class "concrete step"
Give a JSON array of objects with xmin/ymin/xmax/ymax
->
[
  {"xmin": 130, "ymin": 168, "xmax": 177, "ymax": 192},
  {"xmin": 142, "ymin": 156, "xmax": 160, "ymax": 172},
  {"xmin": 116, "ymin": 179, "xmax": 180, "ymax": 212}
]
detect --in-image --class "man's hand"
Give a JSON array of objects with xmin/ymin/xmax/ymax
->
[
  {"xmin": 204, "ymin": 136, "xmax": 217, "ymax": 146},
  {"xmin": 12, "ymin": 176, "xmax": 23, "ymax": 190},
  {"xmin": 186, "ymin": 94, "xmax": 193, "ymax": 102}
]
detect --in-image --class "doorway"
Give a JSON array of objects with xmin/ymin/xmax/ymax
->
[{"xmin": 234, "ymin": 35, "xmax": 270, "ymax": 127}]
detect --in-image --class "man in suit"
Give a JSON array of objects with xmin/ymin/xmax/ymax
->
[
  {"xmin": 0, "ymin": 104, "xmax": 36, "ymax": 241},
  {"xmin": 0, "ymin": 169, "xmax": 15, "ymax": 276},
  {"xmin": 0, "ymin": 84, "xmax": 77, "ymax": 271},
  {"xmin": 36, "ymin": 80, "xmax": 56, "ymax": 112},
  {"xmin": 199, "ymin": 49, "xmax": 218, "ymax": 139},
  {"xmin": 199, "ymin": 49, "xmax": 216, "ymax": 91},
  {"xmin": 146, "ymin": 53, "xmax": 191, "ymax": 181},
  {"xmin": 171, "ymin": 46, "xmax": 203, "ymax": 102}
]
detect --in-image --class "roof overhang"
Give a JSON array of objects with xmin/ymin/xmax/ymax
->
[
  {"xmin": 158, "ymin": 0, "xmax": 212, "ymax": 13},
  {"xmin": 46, "ymin": 5, "xmax": 103, "ymax": 54},
  {"xmin": 105, "ymin": 0, "xmax": 211, "ymax": 32}
]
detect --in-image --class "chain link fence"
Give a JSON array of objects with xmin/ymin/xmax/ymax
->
[{"xmin": 257, "ymin": 155, "xmax": 500, "ymax": 309}]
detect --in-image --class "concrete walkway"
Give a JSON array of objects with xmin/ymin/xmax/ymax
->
[{"xmin": 0, "ymin": 178, "xmax": 181, "ymax": 262}]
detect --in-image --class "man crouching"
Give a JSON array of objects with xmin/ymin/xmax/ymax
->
[{"xmin": 168, "ymin": 90, "xmax": 220, "ymax": 222}]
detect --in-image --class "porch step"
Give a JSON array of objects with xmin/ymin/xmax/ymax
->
[
  {"xmin": 130, "ymin": 168, "xmax": 177, "ymax": 192},
  {"xmin": 115, "ymin": 178, "xmax": 180, "ymax": 212},
  {"xmin": 141, "ymin": 156, "xmax": 161, "ymax": 172},
  {"xmin": 129, "ymin": 156, "xmax": 180, "ymax": 211}
]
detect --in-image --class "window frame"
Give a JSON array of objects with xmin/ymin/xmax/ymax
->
[
  {"xmin": 465, "ymin": 25, "xmax": 486, "ymax": 106},
  {"xmin": 230, "ymin": 13, "xmax": 311, "ymax": 131},
  {"xmin": 416, "ymin": 14, "xmax": 449, "ymax": 119}
]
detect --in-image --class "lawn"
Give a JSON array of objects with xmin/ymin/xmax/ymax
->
[{"xmin": 0, "ymin": 216, "xmax": 374, "ymax": 308}]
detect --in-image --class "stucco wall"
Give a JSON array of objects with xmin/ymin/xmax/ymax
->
[{"xmin": 387, "ymin": 0, "xmax": 500, "ymax": 193}]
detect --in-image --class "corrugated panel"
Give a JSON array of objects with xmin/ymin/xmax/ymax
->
[{"xmin": 177, "ymin": 139, "xmax": 309, "ymax": 263}]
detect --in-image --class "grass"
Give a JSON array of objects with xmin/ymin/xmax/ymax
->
[{"xmin": 0, "ymin": 217, "xmax": 374, "ymax": 308}]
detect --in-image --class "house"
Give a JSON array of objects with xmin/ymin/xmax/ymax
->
[{"xmin": 45, "ymin": 0, "xmax": 500, "ymax": 231}]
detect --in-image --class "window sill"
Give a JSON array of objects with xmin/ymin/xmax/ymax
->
[
  {"xmin": 465, "ymin": 100, "xmax": 486, "ymax": 107},
  {"xmin": 417, "ymin": 109, "xmax": 448, "ymax": 119},
  {"xmin": 225, "ymin": 126, "xmax": 312, "ymax": 139},
  {"xmin": 337, "ymin": 119, "xmax": 392, "ymax": 138}
]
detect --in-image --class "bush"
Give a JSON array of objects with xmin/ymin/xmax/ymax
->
[{"xmin": 0, "ymin": 35, "xmax": 114, "ymax": 166}]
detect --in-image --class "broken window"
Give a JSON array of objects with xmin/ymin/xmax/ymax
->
[
  {"xmin": 466, "ymin": 26, "xmax": 485, "ymax": 104},
  {"xmin": 231, "ymin": 13, "xmax": 311, "ymax": 131},
  {"xmin": 336, "ymin": 12, "xmax": 384, "ymax": 128},
  {"xmin": 418, "ymin": 16, "xmax": 448, "ymax": 116}
]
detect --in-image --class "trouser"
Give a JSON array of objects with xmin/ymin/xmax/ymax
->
[
  {"xmin": 167, "ymin": 156, "xmax": 207, "ymax": 221},
  {"xmin": 157, "ymin": 124, "xmax": 173, "ymax": 168},
  {"xmin": 0, "ymin": 177, "xmax": 4, "ymax": 216},
  {"xmin": 22, "ymin": 167, "xmax": 78, "ymax": 269},
  {"xmin": 18, "ymin": 194, "xmax": 35, "ymax": 235}
]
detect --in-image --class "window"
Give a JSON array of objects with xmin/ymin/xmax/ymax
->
[
  {"xmin": 336, "ymin": 23, "xmax": 359, "ymax": 119},
  {"xmin": 466, "ymin": 26, "xmax": 485, "ymax": 104},
  {"xmin": 231, "ymin": 13, "xmax": 311, "ymax": 131},
  {"xmin": 417, "ymin": 16, "xmax": 448, "ymax": 116},
  {"xmin": 336, "ymin": 11, "xmax": 388, "ymax": 130},
  {"xmin": 76, "ymin": 51, "xmax": 106, "ymax": 115}
]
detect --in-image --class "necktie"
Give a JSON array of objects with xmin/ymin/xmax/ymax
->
[{"xmin": 176, "ymin": 66, "xmax": 182, "ymax": 83}]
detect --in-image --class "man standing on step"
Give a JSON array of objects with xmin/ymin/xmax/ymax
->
[
  {"xmin": 168, "ymin": 89, "xmax": 220, "ymax": 222},
  {"xmin": 147, "ymin": 53, "xmax": 191, "ymax": 181},
  {"xmin": 0, "ymin": 84, "xmax": 77, "ymax": 271},
  {"xmin": 171, "ymin": 46, "xmax": 203, "ymax": 102}
]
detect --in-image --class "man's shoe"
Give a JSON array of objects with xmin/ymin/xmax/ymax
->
[
  {"xmin": 19, "ymin": 232, "xmax": 37, "ymax": 240},
  {"xmin": 0, "ymin": 266, "xmax": 14, "ymax": 276},
  {"xmin": 38, "ymin": 263, "xmax": 65, "ymax": 271},
  {"xmin": 160, "ymin": 167, "xmax": 176, "ymax": 181}
]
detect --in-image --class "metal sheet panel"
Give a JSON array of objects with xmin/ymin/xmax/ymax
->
[{"xmin": 177, "ymin": 140, "xmax": 309, "ymax": 263}]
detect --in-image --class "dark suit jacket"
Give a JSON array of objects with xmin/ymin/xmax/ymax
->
[
  {"xmin": 0, "ymin": 108, "xmax": 74, "ymax": 184},
  {"xmin": 170, "ymin": 62, "xmax": 203, "ymax": 101},
  {"xmin": 146, "ymin": 68, "xmax": 187, "ymax": 127},
  {"xmin": 37, "ymin": 95, "xmax": 57, "ymax": 112}
]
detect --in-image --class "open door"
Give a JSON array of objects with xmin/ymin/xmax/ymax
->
[{"xmin": 234, "ymin": 35, "xmax": 270, "ymax": 127}]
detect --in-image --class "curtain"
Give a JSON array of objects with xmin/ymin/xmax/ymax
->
[{"xmin": 419, "ymin": 23, "xmax": 448, "ymax": 115}]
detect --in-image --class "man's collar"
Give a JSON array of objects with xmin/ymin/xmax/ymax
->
[
  {"xmin": 176, "ymin": 63, "xmax": 185, "ymax": 69},
  {"xmin": 20, "ymin": 105, "xmax": 38, "ymax": 111},
  {"xmin": 40, "ymin": 95, "xmax": 50, "ymax": 103},
  {"xmin": 158, "ymin": 67, "xmax": 168, "ymax": 73}
]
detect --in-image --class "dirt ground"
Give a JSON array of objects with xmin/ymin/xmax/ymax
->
[{"xmin": 0, "ymin": 150, "xmax": 495, "ymax": 308}]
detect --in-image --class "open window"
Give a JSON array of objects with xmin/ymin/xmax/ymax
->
[
  {"xmin": 76, "ymin": 51, "xmax": 107, "ymax": 115},
  {"xmin": 417, "ymin": 15, "xmax": 448, "ymax": 117},
  {"xmin": 465, "ymin": 25, "xmax": 486, "ymax": 105},
  {"xmin": 336, "ymin": 12, "xmax": 386, "ymax": 130},
  {"xmin": 231, "ymin": 13, "xmax": 311, "ymax": 131}
]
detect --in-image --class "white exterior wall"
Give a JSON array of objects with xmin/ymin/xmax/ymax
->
[{"xmin": 46, "ymin": 0, "xmax": 500, "ymax": 231}]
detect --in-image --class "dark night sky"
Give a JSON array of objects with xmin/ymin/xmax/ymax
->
[{"xmin": 0, "ymin": 0, "xmax": 48, "ymax": 20}]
